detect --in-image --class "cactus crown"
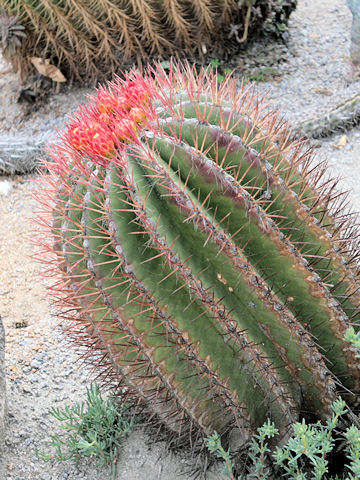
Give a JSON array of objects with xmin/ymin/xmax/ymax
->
[{"xmin": 36, "ymin": 63, "xmax": 360, "ymax": 449}]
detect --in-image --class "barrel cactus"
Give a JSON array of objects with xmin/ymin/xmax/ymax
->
[
  {"xmin": 3, "ymin": 1, "xmax": 296, "ymax": 83},
  {"xmin": 37, "ymin": 64, "xmax": 360, "ymax": 450}
]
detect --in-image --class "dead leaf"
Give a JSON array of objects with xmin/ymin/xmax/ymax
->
[
  {"xmin": 333, "ymin": 135, "xmax": 347, "ymax": 149},
  {"xmin": 30, "ymin": 57, "xmax": 66, "ymax": 82},
  {"xmin": 309, "ymin": 33, "xmax": 319, "ymax": 40},
  {"xmin": 313, "ymin": 88, "xmax": 333, "ymax": 96}
]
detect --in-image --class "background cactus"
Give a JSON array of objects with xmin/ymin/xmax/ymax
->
[
  {"xmin": 36, "ymin": 64, "xmax": 360, "ymax": 453},
  {"xmin": 0, "ymin": 7, "xmax": 25, "ymax": 57},
  {"xmin": 297, "ymin": 92, "xmax": 360, "ymax": 138},
  {"xmin": 2, "ymin": 1, "xmax": 296, "ymax": 83}
]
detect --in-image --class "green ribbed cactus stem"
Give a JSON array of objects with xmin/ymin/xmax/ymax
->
[
  {"xmin": 296, "ymin": 93, "xmax": 360, "ymax": 138},
  {"xmin": 36, "ymin": 64, "xmax": 360, "ymax": 453}
]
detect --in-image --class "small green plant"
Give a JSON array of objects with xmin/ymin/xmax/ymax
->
[
  {"xmin": 207, "ymin": 58, "xmax": 232, "ymax": 83},
  {"xmin": 248, "ymin": 419, "xmax": 279, "ymax": 479},
  {"xmin": 37, "ymin": 384, "xmax": 133, "ymax": 477},
  {"xmin": 159, "ymin": 60, "xmax": 171, "ymax": 71},
  {"xmin": 206, "ymin": 398, "xmax": 360, "ymax": 479},
  {"xmin": 246, "ymin": 66, "xmax": 282, "ymax": 82},
  {"xmin": 273, "ymin": 398, "xmax": 348, "ymax": 479},
  {"xmin": 344, "ymin": 327, "xmax": 360, "ymax": 356},
  {"xmin": 0, "ymin": 7, "xmax": 26, "ymax": 57},
  {"xmin": 209, "ymin": 59, "xmax": 221, "ymax": 69},
  {"xmin": 343, "ymin": 425, "xmax": 360, "ymax": 480},
  {"xmin": 206, "ymin": 431, "xmax": 236, "ymax": 479}
]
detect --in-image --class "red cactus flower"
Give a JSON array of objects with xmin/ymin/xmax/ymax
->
[
  {"xmin": 121, "ymin": 80, "xmax": 150, "ymax": 107},
  {"xmin": 96, "ymin": 88, "xmax": 129, "ymax": 116},
  {"xmin": 89, "ymin": 129, "xmax": 115, "ymax": 158},
  {"xmin": 64, "ymin": 76, "xmax": 153, "ymax": 164},
  {"xmin": 66, "ymin": 121, "xmax": 115, "ymax": 161},
  {"xmin": 129, "ymin": 106, "xmax": 147, "ymax": 125},
  {"xmin": 112, "ymin": 118, "xmax": 138, "ymax": 142}
]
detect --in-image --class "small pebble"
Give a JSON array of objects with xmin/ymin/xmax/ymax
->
[{"xmin": 0, "ymin": 180, "xmax": 12, "ymax": 196}]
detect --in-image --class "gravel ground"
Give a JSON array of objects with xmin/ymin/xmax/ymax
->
[
  {"xmin": 257, "ymin": 0, "xmax": 360, "ymax": 211},
  {"xmin": 0, "ymin": 60, "xmax": 91, "ymax": 137},
  {"xmin": 0, "ymin": 0, "xmax": 360, "ymax": 479}
]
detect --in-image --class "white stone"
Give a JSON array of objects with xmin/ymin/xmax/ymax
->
[{"xmin": 0, "ymin": 181, "xmax": 12, "ymax": 196}]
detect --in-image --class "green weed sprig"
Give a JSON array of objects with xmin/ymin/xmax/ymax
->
[
  {"xmin": 207, "ymin": 398, "xmax": 360, "ymax": 479},
  {"xmin": 37, "ymin": 384, "xmax": 133, "ymax": 477},
  {"xmin": 273, "ymin": 398, "xmax": 347, "ymax": 479},
  {"xmin": 248, "ymin": 419, "xmax": 279, "ymax": 479},
  {"xmin": 206, "ymin": 431, "xmax": 236, "ymax": 479}
]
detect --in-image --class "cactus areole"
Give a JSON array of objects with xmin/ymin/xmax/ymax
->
[{"xmin": 38, "ymin": 64, "xmax": 360, "ymax": 445}]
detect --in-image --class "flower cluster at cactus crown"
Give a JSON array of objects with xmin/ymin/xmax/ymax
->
[
  {"xmin": 58, "ymin": 64, "xmax": 255, "ymax": 172},
  {"xmin": 35, "ymin": 62, "xmax": 360, "ymax": 445},
  {"xmin": 63, "ymin": 76, "xmax": 151, "ymax": 165},
  {"xmin": 59, "ymin": 64, "xmax": 288, "ymax": 173}
]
